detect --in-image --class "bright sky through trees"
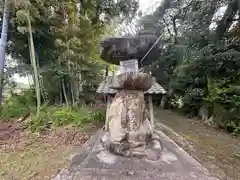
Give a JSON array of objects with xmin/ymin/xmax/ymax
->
[{"xmin": 139, "ymin": 0, "xmax": 162, "ymax": 14}]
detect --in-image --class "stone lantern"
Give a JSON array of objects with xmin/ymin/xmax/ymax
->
[{"xmin": 96, "ymin": 35, "xmax": 166, "ymax": 160}]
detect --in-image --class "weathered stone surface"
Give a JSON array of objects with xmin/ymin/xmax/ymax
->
[
  {"xmin": 198, "ymin": 105, "xmax": 209, "ymax": 122},
  {"xmin": 102, "ymin": 89, "xmax": 162, "ymax": 159},
  {"xmin": 205, "ymin": 116, "xmax": 214, "ymax": 126},
  {"xmin": 110, "ymin": 72, "xmax": 154, "ymax": 90},
  {"xmin": 53, "ymin": 130, "xmax": 219, "ymax": 180},
  {"xmin": 100, "ymin": 35, "xmax": 160, "ymax": 66},
  {"xmin": 160, "ymin": 95, "xmax": 168, "ymax": 109}
]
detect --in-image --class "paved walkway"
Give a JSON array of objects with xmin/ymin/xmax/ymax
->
[{"xmin": 53, "ymin": 128, "xmax": 218, "ymax": 180}]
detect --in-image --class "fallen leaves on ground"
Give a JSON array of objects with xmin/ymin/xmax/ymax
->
[{"xmin": 0, "ymin": 122, "xmax": 99, "ymax": 180}]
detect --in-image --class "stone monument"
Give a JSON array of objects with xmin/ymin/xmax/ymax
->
[
  {"xmin": 100, "ymin": 35, "xmax": 163, "ymax": 160},
  {"xmin": 53, "ymin": 34, "xmax": 219, "ymax": 180}
]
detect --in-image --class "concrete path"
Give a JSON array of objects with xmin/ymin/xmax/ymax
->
[{"xmin": 53, "ymin": 129, "xmax": 218, "ymax": 180}]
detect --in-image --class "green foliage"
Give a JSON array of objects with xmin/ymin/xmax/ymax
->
[
  {"xmin": 138, "ymin": 0, "xmax": 240, "ymax": 134},
  {"xmin": 26, "ymin": 106, "xmax": 106, "ymax": 132},
  {"xmin": 0, "ymin": 88, "xmax": 36, "ymax": 120},
  {"xmin": 0, "ymin": 0, "xmax": 139, "ymax": 106},
  {"xmin": 202, "ymin": 79, "xmax": 240, "ymax": 135},
  {"xmin": 91, "ymin": 109, "xmax": 105, "ymax": 123},
  {"xmin": 51, "ymin": 107, "xmax": 91, "ymax": 127},
  {"xmin": 227, "ymin": 120, "xmax": 240, "ymax": 136},
  {"xmin": 26, "ymin": 112, "xmax": 51, "ymax": 132},
  {"xmin": 0, "ymin": 88, "xmax": 106, "ymax": 132},
  {"xmin": 205, "ymin": 80, "xmax": 231, "ymax": 104}
]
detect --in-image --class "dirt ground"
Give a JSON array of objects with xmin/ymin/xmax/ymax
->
[
  {"xmin": 0, "ymin": 121, "xmax": 101, "ymax": 180},
  {"xmin": 155, "ymin": 109, "xmax": 240, "ymax": 180}
]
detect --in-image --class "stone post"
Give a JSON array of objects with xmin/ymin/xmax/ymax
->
[{"xmin": 148, "ymin": 95, "xmax": 154, "ymax": 127}]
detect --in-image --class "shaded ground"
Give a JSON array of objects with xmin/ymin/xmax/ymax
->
[
  {"xmin": 155, "ymin": 109, "xmax": 240, "ymax": 180},
  {"xmin": 0, "ymin": 121, "xmax": 101, "ymax": 180}
]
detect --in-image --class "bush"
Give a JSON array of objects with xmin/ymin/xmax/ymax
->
[
  {"xmin": 91, "ymin": 109, "xmax": 105, "ymax": 123},
  {"xmin": 51, "ymin": 107, "xmax": 91, "ymax": 127},
  {"xmin": 26, "ymin": 112, "xmax": 52, "ymax": 132},
  {"xmin": 0, "ymin": 89, "xmax": 36, "ymax": 121},
  {"xmin": 0, "ymin": 87, "xmax": 106, "ymax": 131},
  {"xmin": 26, "ymin": 106, "xmax": 106, "ymax": 132},
  {"xmin": 204, "ymin": 80, "xmax": 240, "ymax": 135},
  {"xmin": 226, "ymin": 120, "xmax": 240, "ymax": 136}
]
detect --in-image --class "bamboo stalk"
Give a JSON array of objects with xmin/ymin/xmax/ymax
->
[
  {"xmin": 62, "ymin": 78, "xmax": 69, "ymax": 107},
  {"xmin": 27, "ymin": 13, "xmax": 41, "ymax": 117}
]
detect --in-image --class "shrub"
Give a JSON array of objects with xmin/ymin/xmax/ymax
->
[
  {"xmin": 204, "ymin": 80, "xmax": 240, "ymax": 135},
  {"xmin": 51, "ymin": 107, "xmax": 91, "ymax": 127},
  {"xmin": 0, "ymin": 89, "xmax": 36, "ymax": 121},
  {"xmin": 26, "ymin": 112, "xmax": 52, "ymax": 132},
  {"xmin": 90, "ymin": 109, "xmax": 105, "ymax": 123},
  {"xmin": 26, "ymin": 106, "xmax": 106, "ymax": 132},
  {"xmin": 227, "ymin": 120, "xmax": 240, "ymax": 136}
]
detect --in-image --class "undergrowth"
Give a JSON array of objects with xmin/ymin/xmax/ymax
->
[
  {"xmin": 0, "ymin": 89, "xmax": 36, "ymax": 120},
  {"xmin": 26, "ymin": 106, "xmax": 105, "ymax": 132},
  {"xmin": 0, "ymin": 89, "xmax": 105, "ymax": 132}
]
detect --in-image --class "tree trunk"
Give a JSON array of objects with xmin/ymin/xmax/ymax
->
[
  {"xmin": 105, "ymin": 64, "xmax": 109, "ymax": 77},
  {"xmin": 62, "ymin": 78, "xmax": 69, "ymax": 107},
  {"xmin": 60, "ymin": 89, "xmax": 63, "ymax": 105},
  {"xmin": 70, "ymin": 80, "xmax": 75, "ymax": 106}
]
